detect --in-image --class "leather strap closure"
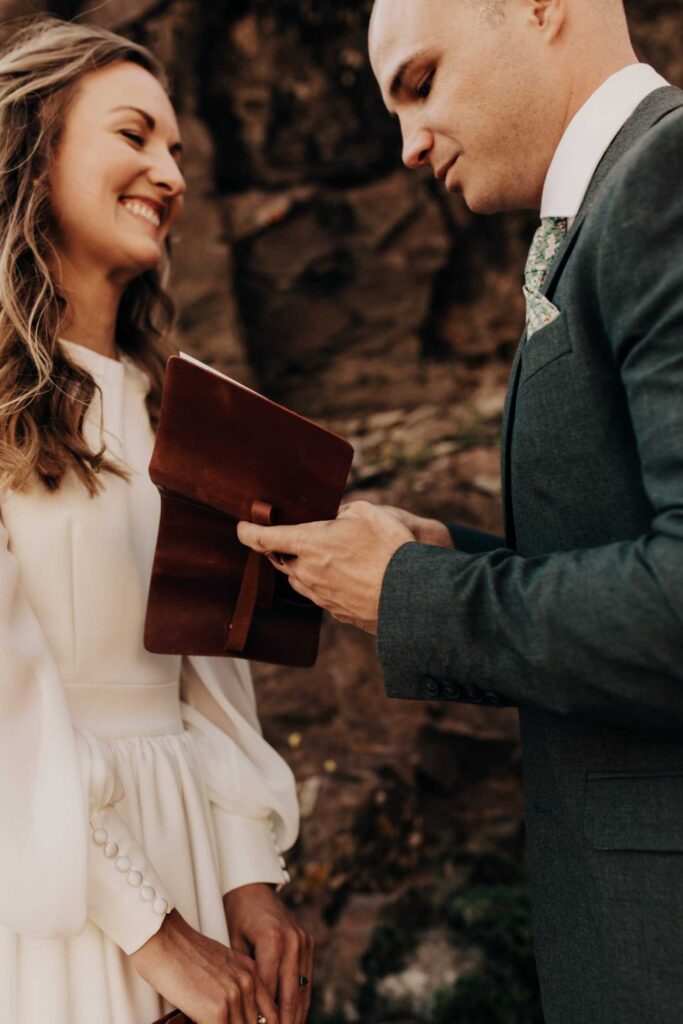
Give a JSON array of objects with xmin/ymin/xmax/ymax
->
[{"xmin": 224, "ymin": 499, "xmax": 276, "ymax": 654}]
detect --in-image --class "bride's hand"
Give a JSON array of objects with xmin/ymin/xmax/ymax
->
[
  {"xmin": 131, "ymin": 908, "xmax": 278, "ymax": 1024},
  {"xmin": 223, "ymin": 884, "xmax": 314, "ymax": 1024},
  {"xmin": 374, "ymin": 505, "xmax": 454, "ymax": 548}
]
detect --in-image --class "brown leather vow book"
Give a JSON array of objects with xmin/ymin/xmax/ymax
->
[{"xmin": 144, "ymin": 353, "xmax": 354, "ymax": 667}]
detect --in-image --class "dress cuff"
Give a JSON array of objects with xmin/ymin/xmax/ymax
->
[
  {"xmin": 212, "ymin": 806, "xmax": 291, "ymax": 896},
  {"xmin": 87, "ymin": 805, "xmax": 175, "ymax": 955}
]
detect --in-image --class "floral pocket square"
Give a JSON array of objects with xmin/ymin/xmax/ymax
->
[{"xmin": 523, "ymin": 286, "xmax": 562, "ymax": 339}]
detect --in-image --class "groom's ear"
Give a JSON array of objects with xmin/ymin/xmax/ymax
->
[{"xmin": 524, "ymin": 0, "xmax": 567, "ymax": 43}]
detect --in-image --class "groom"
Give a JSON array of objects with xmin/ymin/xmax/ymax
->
[{"xmin": 238, "ymin": 1, "xmax": 683, "ymax": 1020}]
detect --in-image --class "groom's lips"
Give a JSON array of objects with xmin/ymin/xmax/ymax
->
[{"xmin": 436, "ymin": 155, "xmax": 459, "ymax": 185}]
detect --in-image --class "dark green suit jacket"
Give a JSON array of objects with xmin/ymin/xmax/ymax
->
[{"xmin": 377, "ymin": 86, "xmax": 683, "ymax": 1024}]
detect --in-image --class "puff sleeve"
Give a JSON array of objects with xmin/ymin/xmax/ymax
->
[
  {"xmin": 0, "ymin": 513, "xmax": 175, "ymax": 955},
  {"xmin": 179, "ymin": 655, "xmax": 299, "ymax": 896}
]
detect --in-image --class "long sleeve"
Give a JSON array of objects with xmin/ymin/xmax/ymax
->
[
  {"xmin": 179, "ymin": 656, "xmax": 299, "ymax": 896},
  {"xmin": 446, "ymin": 523, "xmax": 505, "ymax": 553},
  {"xmin": 377, "ymin": 110, "xmax": 683, "ymax": 731},
  {"xmin": 0, "ymin": 513, "xmax": 175, "ymax": 954}
]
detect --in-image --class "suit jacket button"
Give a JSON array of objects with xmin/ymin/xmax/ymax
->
[
  {"xmin": 484, "ymin": 690, "xmax": 503, "ymax": 706},
  {"xmin": 443, "ymin": 683, "xmax": 462, "ymax": 699},
  {"xmin": 424, "ymin": 678, "xmax": 441, "ymax": 697},
  {"xmin": 466, "ymin": 687, "xmax": 484, "ymax": 703}
]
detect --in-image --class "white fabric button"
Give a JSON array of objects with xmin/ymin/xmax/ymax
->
[
  {"xmin": 92, "ymin": 828, "xmax": 108, "ymax": 846},
  {"xmin": 140, "ymin": 885, "xmax": 155, "ymax": 901},
  {"xmin": 279, "ymin": 855, "xmax": 287, "ymax": 869},
  {"xmin": 282, "ymin": 870, "xmax": 291, "ymax": 884},
  {"xmin": 127, "ymin": 870, "xmax": 143, "ymax": 887},
  {"xmin": 115, "ymin": 856, "xmax": 131, "ymax": 873},
  {"xmin": 104, "ymin": 841, "xmax": 119, "ymax": 858},
  {"xmin": 153, "ymin": 897, "xmax": 168, "ymax": 915}
]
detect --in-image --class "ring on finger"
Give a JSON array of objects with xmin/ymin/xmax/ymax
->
[
  {"xmin": 298, "ymin": 975, "xmax": 309, "ymax": 988},
  {"xmin": 257, "ymin": 1014, "xmax": 267, "ymax": 1024}
]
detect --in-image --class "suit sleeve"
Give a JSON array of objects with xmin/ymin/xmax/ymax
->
[
  {"xmin": 0, "ymin": 512, "xmax": 175, "ymax": 955},
  {"xmin": 377, "ymin": 111, "xmax": 683, "ymax": 731},
  {"xmin": 446, "ymin": 524, "xmax": 504, "ymax": 553}
]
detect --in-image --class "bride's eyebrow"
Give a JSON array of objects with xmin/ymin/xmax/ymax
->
[{"xmin": 109, "ymin": 104, "xmax": 183, "ymax": 158}]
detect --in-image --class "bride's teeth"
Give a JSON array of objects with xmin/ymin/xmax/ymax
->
[{"xmin": 121, "ymin": 200, "xmax": 161, "ymax": 227}]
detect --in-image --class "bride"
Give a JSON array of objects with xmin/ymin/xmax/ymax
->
[{"xmin": 0, "ymin": 16, "xmax": 312, "ymax": 1024}]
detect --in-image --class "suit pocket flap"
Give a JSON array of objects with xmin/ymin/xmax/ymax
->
[
  {"xmin": 584, "ymin": 771, "xmax": 683, "ymax": 852},
  {"xmin": 519, "ymin": 311, "xmax": 572, "ymax": 385}
]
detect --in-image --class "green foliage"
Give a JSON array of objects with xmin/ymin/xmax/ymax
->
[
  {"xmin": 355, "ymin": 887, "xmax": 435, "ymax": 1020},
  {"xmin": 361, "ymin": 919, "xmax": 416, "ymax": 979},
  {"xmin": 458, "ymin": 848, "xmax": 525, "ymax": 888},
  {"xmin": 307, "ymin": 1007, "xmax": 350, "ymax": 1024},
  {"xmin": 445, "ymin": 886, "xmax": 535, "ymax": 962},
  {"xmin": 431, "ymin": 886, "xmax": 544, "ymax": 1024},
  {"xmin": 311, "ymin": 854, "xmax": 543, "ymax": 1024},
  {"xmin": 431, "ymin": 970, "xmax": 541, "ymax": 1024}
]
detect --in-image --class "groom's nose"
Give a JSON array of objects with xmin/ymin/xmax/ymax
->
[{"xmin": 402, "ymin": 125, "xmax": 434, "ymax": 169}]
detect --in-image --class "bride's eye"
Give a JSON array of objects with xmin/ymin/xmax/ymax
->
[{"xmin": 120, "ymin": 129, "xmax": 144, "ymax": 146}]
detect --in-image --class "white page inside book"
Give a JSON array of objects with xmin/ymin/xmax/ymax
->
[{"xmin": 179, "ymin": 351, "xmax": 262, "ymax": 398}]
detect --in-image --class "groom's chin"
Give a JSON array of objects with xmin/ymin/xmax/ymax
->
[{"xmin": 459, "ymin": 172, "xmax": 533, "ymax": 217}]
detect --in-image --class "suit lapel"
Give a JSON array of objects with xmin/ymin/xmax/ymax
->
[
  {"xmin": 500, "ymin": 341, "xmax": 524, "ymax": 546},
  {"xmin": 542, "ymin": 86, "xmax": 683, "ymax": 300},
  {"xmin": 499, "ymin": 84, "xmax": 683, "ymax": 545}
]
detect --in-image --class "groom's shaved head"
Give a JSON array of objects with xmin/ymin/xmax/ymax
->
[
  {"xmin": 371, "ymin": 0, "xmax": 624, "ymax": 33},
  {"xmin": 369, "ymin": 0, "xmax": 637, "ymax": 214},
  {"xmin": 371, "ymin": 0, "xmax": 506, "ymax": 32},
  {"xmin": 466, "ymin": 0, "xmax": 507, "ymax": 24}
]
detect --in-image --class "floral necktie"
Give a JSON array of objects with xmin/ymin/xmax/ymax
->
[{"xmin": 523, "ymin": 216, "xmax": 568, "ymax": 338}]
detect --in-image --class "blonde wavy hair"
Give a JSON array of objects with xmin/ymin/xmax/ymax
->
[{"xmin": 0, "ymin": 16, "xmax": 176, "ymax": 496}]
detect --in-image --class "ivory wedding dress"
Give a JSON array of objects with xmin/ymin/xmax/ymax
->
[{"xmin": 0, "ymin": 339, "xmax": 299, "ymax": 1023}]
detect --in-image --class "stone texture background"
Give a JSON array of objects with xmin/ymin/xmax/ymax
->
[{"xmin": 2, "ymin": 1, "xmax": 681, "ymax": 1019}]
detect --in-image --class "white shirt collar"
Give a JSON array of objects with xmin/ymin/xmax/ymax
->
[
  {"xmin": 59, "ymin": 337, "xmax": 151, "ymax": 392},
  {"xmin": 541, "ymin": 63, "xmax": 670, "ymax": 225}
]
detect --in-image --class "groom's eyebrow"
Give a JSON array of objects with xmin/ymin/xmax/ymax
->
[{"xmin": 389, "ymin": 50, "xmax": 431, "ymax": 99}]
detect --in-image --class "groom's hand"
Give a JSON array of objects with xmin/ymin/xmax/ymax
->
[
  {"xmin": 377, "ymin": 505, "xmax": 454, "ymax": 548},
  {"xmin": 236, "ymin": 501, "xmax": 415, "ymax": 635}
]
